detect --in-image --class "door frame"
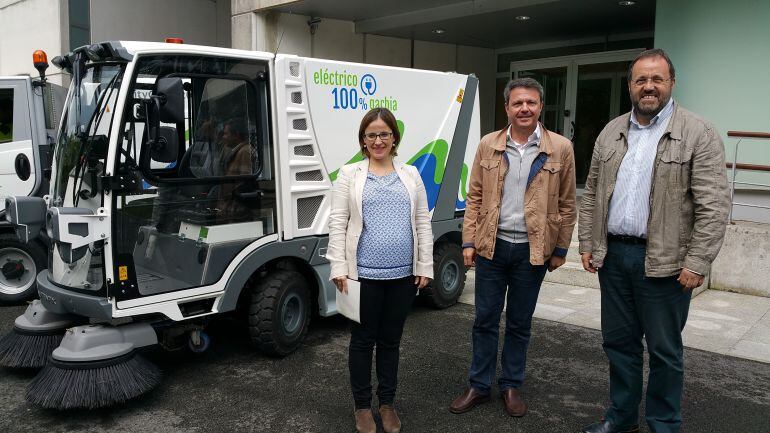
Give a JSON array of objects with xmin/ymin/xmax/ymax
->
[{"xmin": 510, "ymin": 48, "xmax": 644, "ymax": 140}]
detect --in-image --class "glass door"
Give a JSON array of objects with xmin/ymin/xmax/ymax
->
[
  {"xmin": 511, "ymin": 49, "xmax": 642, "ymax": 185},
  {"xmin": 511, "ymin": 60, "xmax": 572, "ymax": 137},
  {"xmin": 573, "ymin": 62, "xmax": 631, "ymax": 184}
]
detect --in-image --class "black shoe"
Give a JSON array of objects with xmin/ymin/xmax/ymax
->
[{"xmin": 581, "ymin": 419, "xmax": 639, "ymax": 433}]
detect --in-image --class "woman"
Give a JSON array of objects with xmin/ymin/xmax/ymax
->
[{"xmin": 327, "ymin": 107, "xmax": 433, "ymax": 433}]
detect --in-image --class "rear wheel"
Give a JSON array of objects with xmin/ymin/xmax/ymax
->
[
  {"xmin": 0, "ymin": 234, "xmax": 46, "ymax": 304},
  {"xmin": 421, "ymin": 242, "xmax": 466, "ymax": 309},
  {"xmin": 248, "ymin": 270, "xmax": 311, "ymax": 357}
]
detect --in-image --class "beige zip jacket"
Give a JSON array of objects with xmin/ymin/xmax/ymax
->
[
  {"xmin": 578, "ymin": 104, "xmax": 730, "ymax": 277},
  {"xmin": 326, "ymin": 159, "xmax": 434, "ymax": 281}
]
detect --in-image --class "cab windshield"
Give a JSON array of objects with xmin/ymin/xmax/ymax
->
[{"xmin": 51, "ymin": 62, "xmax": 124, "ymax": 207}]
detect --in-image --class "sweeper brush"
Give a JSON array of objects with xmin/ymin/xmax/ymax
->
[
  {"xmin": 0, "ymin": 329, "xmax": 63, "ymax": 368},
  {"xmin": 0, "ymin": 300, "xmax": 76, "ymax": 368},
  {"xmin": 24, "ymin": 322, "xmax": 161, "ymax": 409},
  {"xmin": 26, "ymin": 351, "xmax": 161, "ymax": 409}
]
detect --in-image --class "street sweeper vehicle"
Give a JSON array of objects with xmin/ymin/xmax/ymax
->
[
  {"xmin": 1, "ymin": 40, "xmax": 480, "ymax": 409},
  {"xmin": 0, "ymin": 51, "xmax": 66, "ymax": 303}
]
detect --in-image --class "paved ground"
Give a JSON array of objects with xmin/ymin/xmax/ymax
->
[
  {"xmin": 0, "ymin": 300, "xmax": 768, "ymax": 433},
  {"xmin": 461, "ymin": 272, "xmax": 770, "ymax": 364}
]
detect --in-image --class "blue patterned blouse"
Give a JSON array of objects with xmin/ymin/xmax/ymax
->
[{"xmin": 356, "ymin": 171, "xmax": 414, "ymax": 279}]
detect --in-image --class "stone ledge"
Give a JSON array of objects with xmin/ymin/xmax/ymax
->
[{"xmin": 710, "ymin": 220, "xmax": 770, "ymax": 297}]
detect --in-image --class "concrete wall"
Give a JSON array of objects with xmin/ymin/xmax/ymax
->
[
  {"xmin": 456, "ymin": 45, "xmax": 496, "ymax": 140},
  {"xmin": 234, "ymin": 12, "xmax": 496, "ymax": 134},
  {"xmin": 0, "ymin": 0, "xmax": 231, "ymax": 85},
  {"xmin": 655, "ymin": 0, "xmax": 770, "ymax": 191},
  {"xmin": 91, "ymin": 0, "xmax": 231, "ymax": 47},
  {"xmin": 711, "ymin": 221, "xmax": 770, "ymax": 297},
  {"xmin": 0, "ymin": 0, "xmax": 67, "ymax": 85},
  {"xmin": 413, "ymin": 40, "xmax": 457, "ymax": 72},
  {"xmin": 364, "ymin": 34, "xmax": 411, "ymax": 68}
]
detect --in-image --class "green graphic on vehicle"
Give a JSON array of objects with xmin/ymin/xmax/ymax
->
[{"xmin": 328, "ymin": 120, "xmax": 469, "ymax": 209}]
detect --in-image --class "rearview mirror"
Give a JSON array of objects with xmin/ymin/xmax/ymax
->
[
  {"xmin": 155, "ymin": 77, "xmax": 184, "ymax": 124},
  {"xmin": 151, "ymin": 126, "xmax": 179, "ymax": 163}
]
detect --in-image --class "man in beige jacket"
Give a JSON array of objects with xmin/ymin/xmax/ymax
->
[
  {"xmin": 579, "ymin": 49, "xmax": 730, "ymax": 433},
  {"xmin": 450, "ymin": 78, "xmax": 576, "ymax": 417}
]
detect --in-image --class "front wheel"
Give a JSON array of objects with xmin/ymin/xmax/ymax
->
[
  {"xmin": 0, "ymin": 234, "xmax": 46, "ymax": 304},
  {"xmin": 421, "ymin": 242, "xmax": 466, "ymax": 309},
  {"xmin": 248, "ymin": 270, "xmax": 311, "ymax": 357}
]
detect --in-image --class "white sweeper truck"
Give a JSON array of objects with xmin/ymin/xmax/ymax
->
[
  {"xmin": 1, "ymin": 40, "xmax": 479, "ymax": 409},
  {"xmin": 0, "ymin": 51, "xmax": 66, "ymax": 305}
]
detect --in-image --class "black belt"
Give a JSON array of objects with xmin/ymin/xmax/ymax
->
[{"xmin": 608, "ymin": 233, "xmax": 647, "ymax": 245}]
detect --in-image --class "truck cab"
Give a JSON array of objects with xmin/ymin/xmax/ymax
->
[{"xmin": 0, "ymin": 72, "xmax": 64, "ymax": 302}]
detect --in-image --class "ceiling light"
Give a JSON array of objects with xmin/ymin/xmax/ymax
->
[
  {"xmin": 432, "ymin": 29, "xmax": 446, "ymax": 34},
  {"xmin": 515, "ymin": 15, "xmax": 531, "ymax": 21},
  {"xmin": 618, "ymin": 1, "xmax": 635, "ymax": 5}
]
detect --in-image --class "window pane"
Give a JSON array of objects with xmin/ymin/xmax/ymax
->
[
  {"xmin": 68, "ymin": 0, "xmax": 90, "ymax": 51},
  {"xmin": 0, "ymin": 89, "xmax": 13, "ymax": 143},
  {"xmin": 69, "ymin": 27, "xmax": 90, "ymax": 51}
]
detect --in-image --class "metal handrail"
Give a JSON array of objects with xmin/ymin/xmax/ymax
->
[{"xmin": 726, "ymin": 131, "xmax": 770, "ymax": 223}]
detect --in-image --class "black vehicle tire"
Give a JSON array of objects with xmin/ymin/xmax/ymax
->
[
  {"xmin": 421, "ymin": 242, "xmax": 466, "ymax": 309},
  {"xmin": 248, "ymin": 270, "xmax": 311, "ymax": 357},
  {"xmin": 0, "ymin": 234, "xmax": 46, "ymax": 304}
]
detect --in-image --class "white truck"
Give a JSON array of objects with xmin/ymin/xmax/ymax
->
[
  {"xmin": 2, "ymin": 40, "xmax": 479, "ymax": 409},
  {"xmin": 0, "ymin": 53, "xmax": 65, "ymax": 303}
]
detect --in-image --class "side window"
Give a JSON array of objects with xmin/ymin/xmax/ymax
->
[
  {"xmin": 0, "ymin": 89, "xmax": 13, "ymax": 143},
  {"xmin": 188, "ymin": 78, "xmax": 261, "ymax": 179}
]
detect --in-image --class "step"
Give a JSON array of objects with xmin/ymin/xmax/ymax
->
[
  {"xmin": 565, "ymin": 241, "xmax": 582, "ymax": 263},
  {"xmin": 466, "ymin": 264, "xmax": 707, "ymax": 298},
  {"xmin": 543, "ymin": 262, "xmax": 600, "ymax": 289},
  {"xmin": 543, "ymin": 262, "xmax": 709, "ymax": 297}
]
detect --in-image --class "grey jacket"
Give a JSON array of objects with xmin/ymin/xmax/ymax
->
[{"xmin": 578, "ymin": 104, "xmax": 730, "ymax": 277}]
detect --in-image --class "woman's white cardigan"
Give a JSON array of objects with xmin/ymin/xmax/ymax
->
[{"xmin": 326, "ymin": 159, "xmax": 434, "ymax": 281}]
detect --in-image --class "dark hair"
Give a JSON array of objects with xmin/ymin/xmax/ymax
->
[
  {"xmin": 503, "ymin": 77, "xmax": 544, "ymax": 104},
  {"xmin": 627, "ymin": 48, "xmax": 676, "ymax": 82},
  {"xmin": 357, "ymin": 107, "xmax": 401, "ymax": 157},
  {"xmin": 224, "ymin": 119, "xmax": 247, "ymax": 139}
]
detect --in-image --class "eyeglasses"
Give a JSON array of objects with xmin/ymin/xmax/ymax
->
[
  {"xmin": 363, "ymin": 132, "xmax": 393, "ymax": 142},
  {"xmin": 631, "ymin": 76, "xmax": 672, "ymax": 87}
]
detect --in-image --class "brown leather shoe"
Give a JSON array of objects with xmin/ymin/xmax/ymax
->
[
  {"xmin": 354, "ymin": 409, "xmax": 376, "ymax": 433},
  {"xmin": 379, "ymin": 405, "xmax": 401, "ymax": 433},
  {"xmin": 501, "ymin": 388, "xmax": 527, "ymax": 417},
  {"xmin": 449, "ymin": 388, "xmax": 491, "ymax": 414}
]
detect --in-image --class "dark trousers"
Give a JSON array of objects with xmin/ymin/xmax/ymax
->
[
  {"xmin": 599, "ymin": 240, "xmax": 692, "ymax": 433},
  {"xmin": 469, "ymin": 240, "xmax": 547, "ymax": 394},
  {"xmin": 349, "ymin": 276, "xmax": 416, "ymax": 409}
]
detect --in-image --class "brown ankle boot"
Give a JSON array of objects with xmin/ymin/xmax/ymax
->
[
  {"xmin": 379, "ymin": 405, "xmax": 401, "ymax": 433},
  {"xmin": 354, "ymin": 409, "xmax": 376, "ymax": 433}
]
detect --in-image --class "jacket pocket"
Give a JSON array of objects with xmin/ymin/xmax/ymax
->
[
  {"xmin": 659, "ymin": 146, "xmax": 693, "ymax": 196},
  {"xmin": 600, "ymin": 148, "xmax": 616, "ymax": 162},
  {"xmin": 480, "ymin": 159, "xmax": 500, "ymax": 170},
  {"xmin": 541, "ymin": 162, "xmax": 562, "ymax": 183},
  {"xmin": 475, "ymin": 208, "xmax": 494, "ymax": 254},
  {"xmin": 544, "ymin": 214, "xmax": 562, "ymax": 256},
  {"xmin": 598, "ymin": 148, "xmax": 616, "ymax": 180},
  {"xmin": 480, "ymin": 158, "xmax": 502, "ymax": 203},
  {"xmin": 542, "ymin": 162, "xmax": 562, "ymax": 173}
]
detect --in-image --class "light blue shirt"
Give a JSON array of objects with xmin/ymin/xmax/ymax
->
[
  {"xmin": 356, "ymin": 171, "xmax": 414, "ymax": 279},
  {"xmin": 607, "ymin": 99, "xmax": 675, "ymax": 237}
]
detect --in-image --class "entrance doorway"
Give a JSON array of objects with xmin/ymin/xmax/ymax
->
[{"xmin": 509, "ymin": 49, "xmax": 641, "ymax": 184}]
